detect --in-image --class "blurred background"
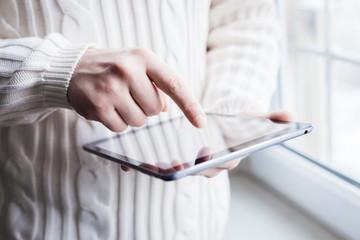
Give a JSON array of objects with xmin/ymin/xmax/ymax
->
[
  {"xmin": 224, "ymin": 0, "xmax": 360, "ymax": 239},
  {"xmin": 279, "ymin": 0, "xmax": 360, "ymax": 183}
]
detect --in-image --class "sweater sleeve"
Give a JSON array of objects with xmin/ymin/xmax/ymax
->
[
  {"xmin": 202, "ymin": 0, "xmax": 280, "ymax": 114},
  {"xmin": 0, "ymin": 33, "xmax": 92, "ymax": 126}
]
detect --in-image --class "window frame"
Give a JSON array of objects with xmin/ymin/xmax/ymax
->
[
  {"xmin": 244, "ymin": 146, "xmax": 360, "ymax": 239},
  {"xmin": 236, "ymin": 1, "xmax": 360, "ymax": 239},
  {"xmin": 275, "ymin": 0, "xmax": 360, "ymax": 185},
  {"xmin": 277, "ymin": 0, "xmax": 360, "ymax": 167}
]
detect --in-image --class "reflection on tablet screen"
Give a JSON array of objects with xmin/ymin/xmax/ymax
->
[{"xmin": 91, "ymin": 114, "xmax": 302, "ymax": 172}]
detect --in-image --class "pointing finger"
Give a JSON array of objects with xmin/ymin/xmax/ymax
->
[{"xmin": 144, "ymin": 51, "xmax": 206, "ymax": 128}]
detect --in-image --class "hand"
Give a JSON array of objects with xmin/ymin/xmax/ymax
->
[
  {"xmin": 193, "ymin": 146, "xmax": 244, "ymax": 178},
  {"xmin": 194, "ymin": 110, "xmax": 294, "ymax": 178},
  {"xmin": 68, "ymin": 47, "xmax": 207, "ymax": 132}
]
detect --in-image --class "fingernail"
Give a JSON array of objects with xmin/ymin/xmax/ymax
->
[{"xmin": 195, "ymin": 113, "xmax": 207, "ymax": 128}]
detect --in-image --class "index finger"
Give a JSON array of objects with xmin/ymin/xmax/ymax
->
[{"xmin": 143, "ymin": 51, "xmax": 207, "ymax": 128}]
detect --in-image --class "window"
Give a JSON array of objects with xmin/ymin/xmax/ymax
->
[{"xmin": 277, "ymin": 0, "xmax": 360, "ymax": 184}]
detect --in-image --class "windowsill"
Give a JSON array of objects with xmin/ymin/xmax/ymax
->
[
  {"xmin": 225, "ymin": 171, "xmax": 343, "ymax": 240},
  {"xmin": 234, "ymin": 145, "xmax": 360, "ymax": 240}
]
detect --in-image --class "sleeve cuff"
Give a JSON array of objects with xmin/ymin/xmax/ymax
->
[{"xmin": 34, "ymin": 33, "xmax": 94, "ymax": 109}]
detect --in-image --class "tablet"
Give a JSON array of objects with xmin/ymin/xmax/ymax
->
[{"xmin": 83, "ymin": 113, "xmax": 312, "ymax": 181}]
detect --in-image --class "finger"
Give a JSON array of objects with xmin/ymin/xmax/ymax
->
[
  {"xmin": 267, "ymin": 110, "xmax": 294, "ymax": 122},
  {"xmin": 151, "ymin": 83, "xmax": 169, "ymax": 112},
  {"xmin": 195, "ymin": 147, "xmax": 213, "ymax": 165},
  {"xmin": 213, "ymin": 157, "xmax": 243, "ymax": 170},
  {"xmin": 115, "ymin": 93, "xmax": 148, "ymax": 127},
  {"xmin": 121, "ymin": 165, "xmax": 132, "ymax": 172},
  {"xmin": 144, "ymin": 51, "xmax": 206, "ymax": 128},
  {"xmin": 236, "ymin": 110, "xmax": 294, "ymax": 122},
  {"xmin": 194, "ymin": 168, "xmax": 221, "ymax": 178},
  {"xmin": 140, "ymin": 163, "xmax": 160, "ymax": 173},
  {"xmin": 128, "ymin": 73, "xmax": 165, "ymax": 116},
  {"xmin": 171, "ymin": 160, "xmax": 184, "ymax": 171},
  {"xmin": 98, "ymin": 109, "xmax": 128, "ymax": 132}
]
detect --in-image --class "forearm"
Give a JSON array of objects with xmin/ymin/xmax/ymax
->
[{"xmin": 202, "ymin": 0, "xmax": 280, "ymax": 114}]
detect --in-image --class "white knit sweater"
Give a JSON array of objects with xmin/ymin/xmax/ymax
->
[{"xmin": 0, "ymin": 0, "xmax": 279, "ymax": 239}]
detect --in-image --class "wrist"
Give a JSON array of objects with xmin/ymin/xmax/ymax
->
[{"xmin": 39, "ymin": 33, "xmax": 95, "ymax": 109}]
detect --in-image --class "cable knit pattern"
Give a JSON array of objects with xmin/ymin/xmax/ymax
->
[
  {"xmin": 0, "ymin": 0, "xmax": 279, "ymax": 239},
  {"xmin": 0, "ymin": 34, "xmax": 92, "ymax": 125}
]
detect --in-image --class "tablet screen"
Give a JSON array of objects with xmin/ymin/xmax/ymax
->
[{"xmin": 84, "ymin": 113, "xmax": 312, "ymax": 179}]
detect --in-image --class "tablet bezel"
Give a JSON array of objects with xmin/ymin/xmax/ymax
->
[{"xmin": 83, "ymin": 113, "xmax": 313, "ymax": 181}]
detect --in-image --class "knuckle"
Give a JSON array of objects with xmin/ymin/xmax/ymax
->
[
  {"xmin": 107, "ymin": 120, "xmax": 128, "ymax": 133},
  {"xmin": 146, "ymin": 101, "xmax": 163, "ymax": 116},
  {"xmin": 99, "ymin": 77, "xmax": 119, "ymax": 95},
  {"xmin": 93, "ymin": 97, "xmax": 110, "ymax": 114},
  {"xmin": 131, "ymin": 115, "xmax": 147, "ymax": 127},
  {"xmin": 168, "ymin": 76, "xmax": 183, "ymax": 94},
  {"xmin": 128, "ymin": 48, "xmax": 148, "ymax": 70},
  {"xmin": 131, "ymin": 47, "xmax": 148, "ymax": 57},
  {"xmin": 107, "ymin": 62, "xmax": 123, "ymax": 75},
  {"xmin": 109, "ymin": 62, "xmax": 132, "ymax": 79},
  {"xmin": 108, "ymin": 61, "xmax": 135, "ymax": 82},
  {"xmin": 112, "ymin": 63, "xmax": 138, "ymax": 85},
  {"xmin": 115, "ymin": 124, "xmax": 128, "ymax": 133}
]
